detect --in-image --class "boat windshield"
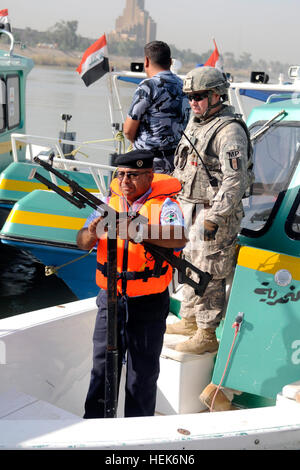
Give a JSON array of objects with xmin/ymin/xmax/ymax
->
[{"xmin": 241, "ymin": 122, "xmax": 300, "ymax": 235}]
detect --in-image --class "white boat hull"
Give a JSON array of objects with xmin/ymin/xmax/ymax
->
[
  {"xmin": 0, "ymin": 298, "xmax": 299, "ymax": 450},
  {"xmin": 1, "ymin": 398, "xmax": 300, "ymax": 450}
]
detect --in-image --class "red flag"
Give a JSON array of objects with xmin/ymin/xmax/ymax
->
[
  {"xmin": 0, "ymin": 8, "xmax": 8, "ymax": 19},
  {"xmin": 0, "ymin": 8, "xmax": 11, "ymax": 31},
  {"xmin": 205, "ymin": 39, "xmax": 223, "ymax": 70},
  {"xmin": 76, "ymin": 34, "xmax": 109, "ymax": 87}
]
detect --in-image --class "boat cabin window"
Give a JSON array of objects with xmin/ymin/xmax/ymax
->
[
  {"xmin": 7, "ymin": 74, "xmax": 20, "ymax": 130},
  {"xmin": 0, "ymin": 78, "xmax": 5, "ymax": 132},
  {"xmin": 241, "ymin": 122, "xmax": 300, "ymax": 236},
  {"xmin": 291, "ymin": 203, "xmax": 300, "ymax": 236},
  {"xmin": 286, "ymin": 196, "xmax": 300, "ymax": 240}
]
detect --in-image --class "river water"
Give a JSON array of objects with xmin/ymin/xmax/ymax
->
[{"xmin": 0, "ymin": 66, "xmax": 135, "ymax": 318}]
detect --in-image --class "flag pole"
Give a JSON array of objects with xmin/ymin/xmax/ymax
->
[
  {"xmin": 105, "ymin": 39, "xmax": 124, "ymax": 155},
  {"xmin": 105, "ymin": 33, "xmax": 116, "ymax": 137}
]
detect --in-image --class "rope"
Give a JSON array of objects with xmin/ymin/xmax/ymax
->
[
  {"xmin": 209, "ymin": 315, "xmax": 243, "ymax": 412},
  {"xmin": 115, "ymin": 130, "xmax": 126, "ymax": 153},
  {"xmin": 45, "ymin": 248, "xmax": 94, "ymax": 276},
  {"xmin": 56, "ymin": 131, "xmax": 126, "ymax": 160}
]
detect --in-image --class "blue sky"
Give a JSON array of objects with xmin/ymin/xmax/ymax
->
[{"xmin": 6, "ymin": 0, "xmax": 300, "ymax": 63}]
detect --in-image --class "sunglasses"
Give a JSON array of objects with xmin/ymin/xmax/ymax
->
[
  {"xmin": 187, "ymin": 92, "xmax": 209, "ymax": 102},
  {"xmin": 117, "ymin": 171, "xmax": 151, "ymax": 181}
]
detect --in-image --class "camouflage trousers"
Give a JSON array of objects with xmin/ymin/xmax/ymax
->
[{"xmin": 178, "ymin": 199, "xmax": 242, "ymax": 329}]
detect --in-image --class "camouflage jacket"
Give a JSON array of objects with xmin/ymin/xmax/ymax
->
[{"xmin": 173, "ymin": 105, "xmax": 254, "ymax": 226}]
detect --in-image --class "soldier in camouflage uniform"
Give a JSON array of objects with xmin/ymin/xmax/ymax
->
[
  {"xmin": 167, "ymin": 66, "xmax": 254, "ymax": 354},
  {"xmin": 124, "ymin": 41, "xmax": 189, "ymax": 174}
]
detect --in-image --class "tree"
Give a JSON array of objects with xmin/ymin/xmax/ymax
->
[
  {"xmin": 223, "ymin": 52, "xmax": 237, "ymax": 69},
  {"xmin": 51, "ymin": 20, "xmax": 79, "ymax": 50},
  {"xmin": 237, "ymin": 52, "xmax": 252, "ymax": 69}
]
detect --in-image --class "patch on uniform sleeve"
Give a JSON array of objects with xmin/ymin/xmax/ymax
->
[{"xmin": 226, "ymin": 149, "xmax": 241, "ymax": 170}]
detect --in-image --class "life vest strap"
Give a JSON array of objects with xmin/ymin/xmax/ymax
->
[{"xmin": 97, "ymin": 262, "xmax": 169, "ymax": 283}]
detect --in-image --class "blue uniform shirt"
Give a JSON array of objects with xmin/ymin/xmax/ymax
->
[{"xmin": 127, "ymin": 71, "xmax": 189, "ymax": 151}]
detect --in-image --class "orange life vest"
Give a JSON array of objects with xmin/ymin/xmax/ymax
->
[{"xmin": 96, "ymin": 173, "xmax": 182, "ymax": 297}]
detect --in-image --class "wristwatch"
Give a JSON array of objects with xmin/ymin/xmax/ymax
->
[{"xmin": 133, "ymin": 223, "xmax": 144, "ymax": 244}]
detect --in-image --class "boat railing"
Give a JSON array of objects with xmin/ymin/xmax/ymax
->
[
  {"xmin": 109, "ymin": 70, "xmax": 184, "ymax": 128},
  {"xmin": 111, "ymin": 70, "xmax": 300, "ymax": 122},
  {"xmin": 0, "ymin": 28, "xmax": 14, "ymax": 56},
  {"xmin": 11, "ymin": 133, "xmax": 117, "ymax": 195},
  {"xmin": 229, "ymin": 81, "xmax": 300, "ymax": 120},
  {"xmin": 266, "ymin": 92, "xmax": 300, "ymax": 104}
]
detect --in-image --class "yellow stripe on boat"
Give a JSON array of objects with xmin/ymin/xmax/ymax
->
[
  {"xmin": 0, "ymin": 178, "xmax": 98, "ymax": 194},
  {"xmin": 238, "ymin": 246, "xmax": 300, "ymax": 281},
  {"xmin": 0, "ymin": 179, "xmax": 54, "ymax": 192},
  {"xmin": 7, "ymin": 210, "xmax": 86, "ymax": 231},
  {"xmin": 0, "ymin": 140, "xmax": 25, "ymax": 154}
]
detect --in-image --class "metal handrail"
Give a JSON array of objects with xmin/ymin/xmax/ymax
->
[
  {"xmin": 0, "ymin": 29, "xmax": 14, "ymax": 56},
  {"xmin": 11, "ymin": 133, "xmax": 117, "ymax": 195}
]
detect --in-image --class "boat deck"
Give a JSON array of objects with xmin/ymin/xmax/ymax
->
[{"xmin": 0, "ymin": 390, "xmax": 78, "ymax": 420}]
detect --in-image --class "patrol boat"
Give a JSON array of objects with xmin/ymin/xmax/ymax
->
[
  {"xmin": 0, "ymin": 26, "xmax": 33, "ymax": 221},
  {"xmin": 1, "ymin": 67, "xmax": 300, "ymax": 300},
  {"xmin": 0, "ymin": 292, "xmax": 299, "ymax": 450},
  {"xmin": 0, "ymin": 25, "xmax": 120, "ymax": 226},
  {"xmin": 0, "ymin": 80, "xmax": 299, "ymax": 449}
]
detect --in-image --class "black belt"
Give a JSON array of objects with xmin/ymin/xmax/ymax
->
[{"xmin": 97, "ymin": 262, "xmax": 169, "ymax": 283}]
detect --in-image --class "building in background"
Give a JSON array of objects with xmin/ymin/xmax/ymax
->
[{"xmin": 109, "ymin": 0, "xmax": 156, "ymax": 44}]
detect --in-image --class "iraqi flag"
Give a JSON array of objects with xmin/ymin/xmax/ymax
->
[
  {"xmin": 205, "ymin": 39, "xmax": 223, "ymax": 71},
  {"xmin": 76, "ymin": 34, "xmax": 109, "ymax": 87},
  {"xmin": 0, "ymin": 8, "xmax": 11, "ymax": 31}
]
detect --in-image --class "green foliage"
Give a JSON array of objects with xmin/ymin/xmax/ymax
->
[
  {"xmin": 50, "ymin": 20, "xmax": 79, "ymax": 50},
  {"xmin": 169, "ymin": 44, "xmax": 209, "ymax": 65},
  {"xmin": 107, "ymin": 38, "xmax": 144, "ymax": 57},
  {"xmin": 13, "ymin": 27, "xmax": 51, "ymax": 47},
  {"xmin": 12, "ymin": 23, "xmax": 92, "ymax": 51}
]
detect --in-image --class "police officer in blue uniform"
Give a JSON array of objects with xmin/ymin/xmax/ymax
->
[{"xmin": 124, "ymin": 41, "xmax": 189, "ymax": 174}]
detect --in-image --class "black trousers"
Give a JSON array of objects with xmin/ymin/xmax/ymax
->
[{"xmin": 84, "ymin": 288, "xmax": 169, "ymax": 418}]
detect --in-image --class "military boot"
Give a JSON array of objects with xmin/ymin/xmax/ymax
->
[
  {"xmin": 174, "ymin": 328, "xmax": 219, "ymax": 354},
  {"xmin": 165, "ymin": 318, "xmax": 198, "ymax": 336},
  {"xmin": 199, "ymin": 383, "xmax": 232, "ymax": 412}
]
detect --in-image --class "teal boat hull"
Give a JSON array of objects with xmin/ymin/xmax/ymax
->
[{"xmin": 0, "ymin": 189, "xmax": 97, "ymax": 299}]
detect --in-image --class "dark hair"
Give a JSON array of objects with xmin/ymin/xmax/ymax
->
[{"xmin": 144, "ymin": 41, "xmax": 171, "ymax": 69}]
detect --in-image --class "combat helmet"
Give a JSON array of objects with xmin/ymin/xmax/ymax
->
[{"xmin": 183, "ymin": 66, "xmax": 230, "ymax": 119}]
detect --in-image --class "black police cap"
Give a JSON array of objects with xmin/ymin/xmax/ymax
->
[{"xmin": 113, "ymin": 149, "xmax": 155, "ymax": 169}]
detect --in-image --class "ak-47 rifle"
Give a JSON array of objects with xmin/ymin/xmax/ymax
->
[
  {"xmin": 30, "ymin": 156, "xmax": 212, "ymax": 418},
  {"xmin": 31, "ymin": 157, "xmax": 212, "ymax": 297}
]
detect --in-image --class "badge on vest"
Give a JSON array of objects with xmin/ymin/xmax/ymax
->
[
  {"xmin": 226, "ymin": 150, "xmax": 241, "ymax": 170},
  {"xmin": 162, "ymin": 209, "xmax": 179, "ymax": 224}
]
